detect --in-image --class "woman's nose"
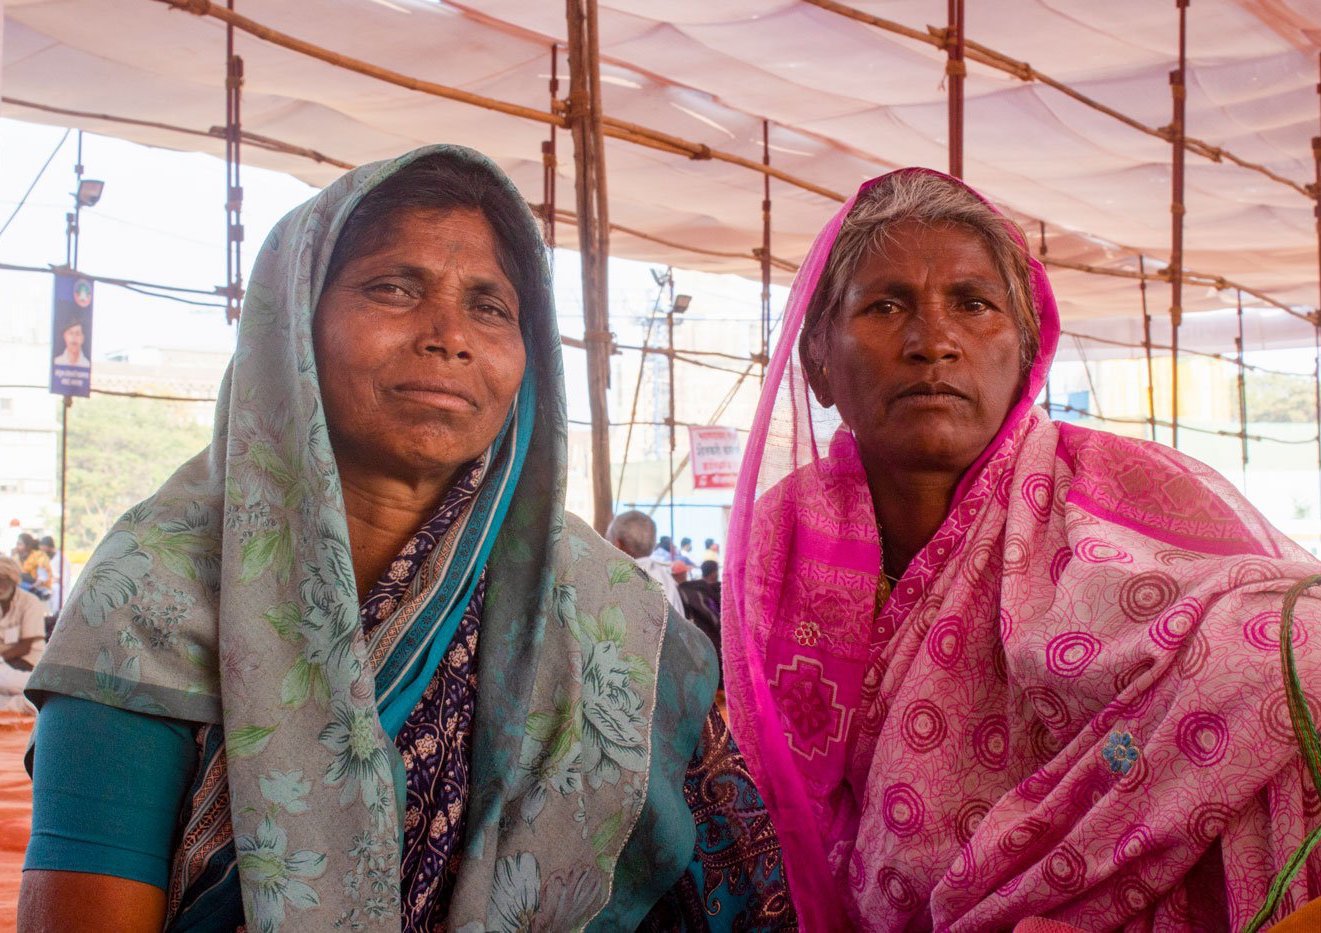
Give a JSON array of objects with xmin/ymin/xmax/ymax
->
[
  {"xmin": 417, "ymin": 298, "xmax": 473, "ymax": 362},
  {"xmin": 902, "ymin": 307, "xmax": 961, "ymax": 363}
]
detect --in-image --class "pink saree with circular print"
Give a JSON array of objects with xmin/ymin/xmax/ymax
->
[{"xmin": 723, "ymin": 169, "xmax": 1321, "ymax": 931}]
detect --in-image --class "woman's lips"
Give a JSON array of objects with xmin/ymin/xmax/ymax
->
[
  {"xmin": 894, "ymin": 391, "xmax": 968, "ymax": 408},
  {"xmin": 393, "ymin": 383, "xmax": 478, "ymax": 411},
  {"xmin": 894, "ymin": 382, "xmax": 970, "ymax": 407}
]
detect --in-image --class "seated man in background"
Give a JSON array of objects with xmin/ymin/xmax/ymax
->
[
  {"xmin": 679, "ymin": 560, "xmax": 722, "ymax": 676},
  {"xmin": 0, "ymin": 557, "xmax": 44, "ymax": 712},
  {"xmin": 685, "ymin": 559, "xmax": 721, "ymax": 615},
  {"xmin": 13, "ymin": 534, "xmax": 51, "ymax": 599},
  {"xmin": 38, "ymin": 537, "xmax": 61, "ymax": 612},
  {"xmin": 605, "ymin": 509, "xmax": 686, "ymax": 616}
]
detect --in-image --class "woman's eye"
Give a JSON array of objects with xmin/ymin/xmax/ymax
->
[
  {"xmin": 365, "ymin": 282, "xmax": 414, "ymax": 300},
  {"xmin": 964, "ymin": 298, "xmax": 990, "ymax": 313},
  {"xmin": 475, "ymin": 301, "xmax": 514, "ymax": 321},
  {"xmin": 868, "ymin": 300, "xmax": 900, "ymax": 315}
]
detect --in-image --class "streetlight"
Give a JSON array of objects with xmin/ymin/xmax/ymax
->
[
  {"xmin": 64, "ymin": 131, "xmax": 104, "ymax": 271},
  {"xmin": 666, "ymin": 292, "xmax": 691, "ymax": 549}
]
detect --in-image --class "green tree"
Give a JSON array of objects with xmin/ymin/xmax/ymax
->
[
  {"xmin": 1244, "ymin": 371, "xmax": 1317, "ymax": 424},
  {"xmin": 61, "ymin": 394, "xmax": 213, "ymax": 553}
]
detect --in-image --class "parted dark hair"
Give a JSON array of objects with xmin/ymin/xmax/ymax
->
[{"xmin": 324, "ymin": 153, "xmax": 549, "ymax": 342}]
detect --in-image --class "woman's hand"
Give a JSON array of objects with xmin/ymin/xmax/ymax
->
[{"xmin": 19, "ymin": 870, "xmax": 165, "ymax": 932}]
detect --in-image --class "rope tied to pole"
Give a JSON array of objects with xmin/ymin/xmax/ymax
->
[{"xmin": 1244, "ymin": 573, "xmax": 1321, "ymax": 932}]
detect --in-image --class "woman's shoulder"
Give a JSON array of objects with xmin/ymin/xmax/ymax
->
[{"xmin": 1054, "ymin": 421, "xmax": 1300, "ymax": 560}]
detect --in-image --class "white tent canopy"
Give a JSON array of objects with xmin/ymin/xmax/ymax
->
[{"xmin": 3, "ymin": 0, "xmax": 1319, "ymax": 325}]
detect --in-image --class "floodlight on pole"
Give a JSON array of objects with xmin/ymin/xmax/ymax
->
[
  {"xmin": 671, "ymin": 293, "xmax": 691, "ymax": 315},
  {"xmin": 75, "ymin": 179, "xmax": 105, "ymax": 208}
]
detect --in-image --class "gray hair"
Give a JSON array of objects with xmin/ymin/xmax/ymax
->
[
  {"xmin": 800, "ymin": 171, "xmax": 1040, "ymax": 379},
  {"xmin": 605, "ymin": 510, "xmax": 656, "ymax": 559}
]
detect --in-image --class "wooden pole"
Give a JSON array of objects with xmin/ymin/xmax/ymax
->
[
  {"xmin": 57, "ymin": 397, "xmax": 70, "ymax": 614},
  {"xmin": 1314, "ymin": 323, "xmax": 1320, "ymax": 525},
  {"xmin": 1235, "ymin": 289, "xmax": 1249, "ymax": 484},
  {"xmin": 1039, "ymin": 221, "xmax": 1052, "ymax": 418},
  {"xmin": 225, "ymin": 0, "xmax": 244, "ymax": 324},
  {"xmin": 566, "ymin": 0, "xmax": 614, "ymax": 532},
  {"xmin": 946, "ymin": 0, "xmax": 966, "ymax": 178},
  {"xmin": 1139, "ymin": 255, "xmax": 1158, "ymax": 442},
  {"xmin": 667, "ymin": 284, "xmax": 676, "ymax": 546},
  {"xmin": 542, "ymin": 44, "xmax": 559, "ymax": 249},
  {"xmin": 1312, "ymin": 52, "xmax": 1321, "ymax": 527},
  {"xmin": 1168, "ymin": 0, "xmax": 1188, "ymax": 448},
  {"xmin": 760, "ymin": 119, "xmax": 772, "ymax": 384}
]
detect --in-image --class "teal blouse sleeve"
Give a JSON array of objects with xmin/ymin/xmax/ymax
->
[{"xmin": 24, "ymin": 694, "xmax": 197, "ymax": 890}]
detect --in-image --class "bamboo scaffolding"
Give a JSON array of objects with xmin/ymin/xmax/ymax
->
[
  {"xmin": 946, "ymin": 0, "xmax": 965, "ymax": 179},
  {"xmin": 1313, "ymin": 52, "xmax": 1321, "ymax": 520},
  {"xmin": 123, "ymin": 4, "xmax": 1316, "ymax": 325},
  {"xmin": 0, "ymin": 96, "xmax": 355, "ymax": 169},
  {"xmin": 803, "ymin": 0, "xmax": 1315, "ymax": 200},
  {"xmin": 759, "ymin": 120, "xmax": 773, "ymax": 381},
  {"xmin": 542, "ymin": 45, "xmax": 559, "ymax": 249},
  {"xmin": 152, "ymin": 0, "xmax": 844, "ymax": 202},
  {"xmin": 1169, "ymin": 0, "xmax": 1189, "ymax": 448},
  {"xmin": 1236, "ymin": 290, "xmax": 1249, "ymax": 479},
  {"xmin": 1139, "ymin": 256, "xmax": 1157, "ymax": 441},
  {"xmin": 565, "ymin": 0, "xmax": 614, "ymax": 532},
  {"xmin": 22, "ymin": 0, "xmax": 1321, "ymax": 505},
  {"xmin": 1062, "ymin": 330, "xmax": 1311, "ymax": 380},
  {"xmin": 224, "ymin": 2, "xmax": 244, "ymax": 323},
  {"xmin": 1043, "ymin": 403, "xmax": 1318, "ymax": 446}
]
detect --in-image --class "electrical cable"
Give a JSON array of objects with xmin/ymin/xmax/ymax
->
[{"xmin": 0, "ymin": 130, "xmax": 71, "ymax": 242}]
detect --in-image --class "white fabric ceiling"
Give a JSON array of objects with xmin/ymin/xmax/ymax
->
[{"xmin": 3, "ymin": 0, "xmax": 1319, "ymax": 325}]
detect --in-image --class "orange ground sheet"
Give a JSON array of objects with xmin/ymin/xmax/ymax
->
[{"xmin": 0, "ymin": 712, "xmax": 33, "ymax": 931}]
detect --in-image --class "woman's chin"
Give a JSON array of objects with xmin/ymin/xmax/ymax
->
[{"xmin": 861, "ymin": 432, "xmax": 989, "ymax": 481}]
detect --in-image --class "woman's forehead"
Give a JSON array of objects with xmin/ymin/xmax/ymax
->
[{"xmin": 852, "ymin": 223, "xmax": 1007, "ymax": 288}]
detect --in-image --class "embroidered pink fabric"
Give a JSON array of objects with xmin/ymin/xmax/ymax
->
[{"xmin": 723, "ymin": 169, "xmax": 1321, "ymax": 931}]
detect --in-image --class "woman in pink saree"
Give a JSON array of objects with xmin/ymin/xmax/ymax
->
[{"xmin": 723, "ymin": 168, "xmax": 1321, "ymax": 931}]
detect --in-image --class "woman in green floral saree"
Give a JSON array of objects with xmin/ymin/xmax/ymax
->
[{"xmin": 20, "ymin": 146, "xmax": 792, "ymax": 931}]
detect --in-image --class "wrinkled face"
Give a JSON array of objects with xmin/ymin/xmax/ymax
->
[
  {"xmin": 810, "ymin": 220, "xmax": 1023, "ymax": 480},
  {"xmin": 313, "ymin": 207, "xmax": 527, "ymax": 488},
  {"xmin": 63, "ymin": 324, "xmax": 85, "ymax": 356}
]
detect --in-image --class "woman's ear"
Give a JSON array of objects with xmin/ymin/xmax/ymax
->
[{"xmin": 804, "ymin": 350, "xmax": 834, "ymax": 409}]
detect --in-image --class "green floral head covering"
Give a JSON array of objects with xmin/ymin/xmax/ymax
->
[{"xmin": 30, "ymin": 145, "xmax": 717, "ymax": 931}]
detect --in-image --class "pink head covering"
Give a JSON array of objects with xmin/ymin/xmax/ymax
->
[
  {"xmin": 725, "ymin": 168, "xmax": 1058, "ymax": 928},
  {"xmin": 725, "ymin": 170, "xmax": 1321, "ymax": 930}
]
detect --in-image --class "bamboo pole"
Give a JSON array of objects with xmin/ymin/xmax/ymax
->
[
  {"xmin": 542, "ymin": 45, "xmax": 559, "ymax": 249},
  {"xmin": 224, "ymin": 0, "xmax": 244, "ymax": 323},
  {"xmin": 1235, "ymin": 289, "xmax": 1249, "ymax": 483},
  {"xmin": 566, "ymin": 0, "xmax": 614, "ymax": 533},
  {"xmin": 946, "ymin": 0, "xmax": 965, "ymax": 179},
  {"xmin": 1314, "ymin": 323, "xmax": 1321, "ymax": 523},
  {"xmin": 1040, "ymin": 256, "xmax": 1310, "ymax": 323},
  {"xmin": 1312, "ymin": 52, "xmax": 1321, "ymax": 527},
  {"xmin": 1168, "ymin": 0, "xmax": 1188, "ymax": 449},
  {"xmin": 1139, "ymin": 255, "xmax": 1157, "ymax": 441},
  {"xmin": 1, "ymin": 97, "xmax": 356, "ymax": 169},
  {"xmin": 759, "ymin": 119, "xmax": 772, "ymax": 383},
  {"xmin": 803, "ymin": 0, "xmax": 1314, "ymax": 199}
]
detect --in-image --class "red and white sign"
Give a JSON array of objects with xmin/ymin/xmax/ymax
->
[{"xmin": 688, "ymin": 426, "xmax": 741, "ymax": 490}]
